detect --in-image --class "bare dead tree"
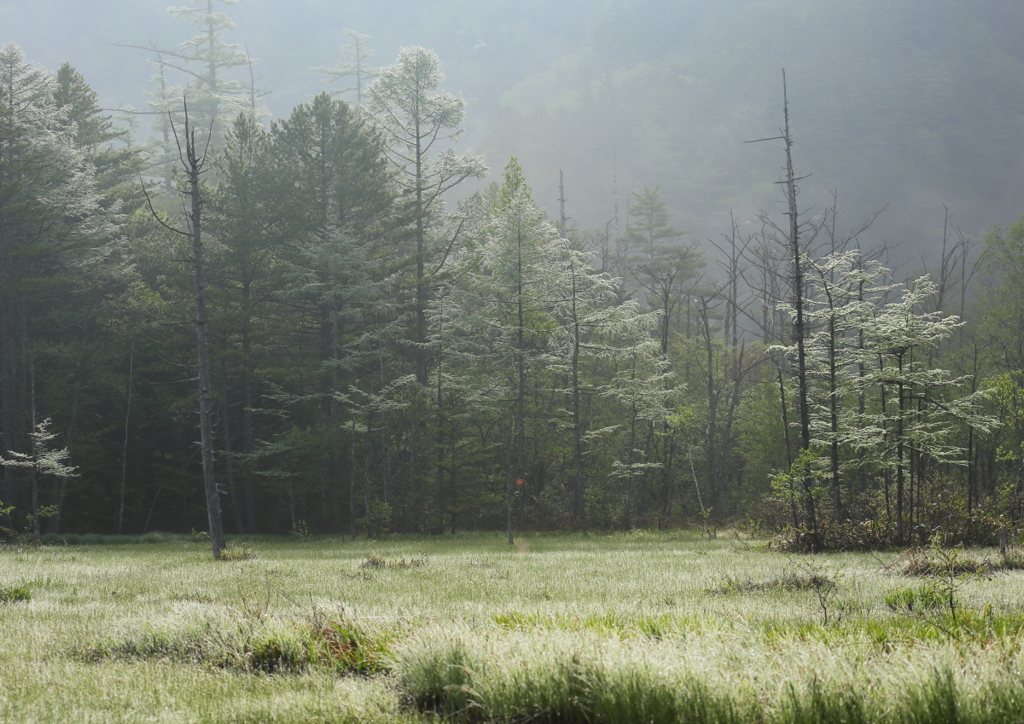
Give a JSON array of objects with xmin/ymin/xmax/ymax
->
[
  {"xmin": 746, "ymin": 70, "xmax": 820, "ymax": 547},
  {"xmin": 142, "ymin": 100, "xmax": 226, "ymax": 557}
]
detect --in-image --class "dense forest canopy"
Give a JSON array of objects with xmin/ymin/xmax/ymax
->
[{"xmin": 1, "ymin": 0, "xmax": 1024, "ymax": 548}]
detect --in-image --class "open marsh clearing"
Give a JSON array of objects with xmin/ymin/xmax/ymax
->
[{"xmin": 3, "ymin": 532, "xmax": 1024, "ymax": 722}]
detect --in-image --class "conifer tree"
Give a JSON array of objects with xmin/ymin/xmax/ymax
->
[
  {"xmin": 0, "ymin": 44, "xmax": 120, "ymax": 525},
  {"xmin": 368, "ymin": 47, "xmax": 486, "ymax": 382}
]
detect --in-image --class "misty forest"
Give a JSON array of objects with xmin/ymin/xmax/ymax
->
[{"xmin": 4, "ymin": 0, "xmax": 1024, "ymax": 552}]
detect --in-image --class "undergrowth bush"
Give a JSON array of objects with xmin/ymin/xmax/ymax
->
[
  {"xmin": 757, "ymin": 488, "xmax": 1009, "ymax": 551},
  {"xmin": 41, "ymin": 532, "xmax": 186, "ymax": 546}
]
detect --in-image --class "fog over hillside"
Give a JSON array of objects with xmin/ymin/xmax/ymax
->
[{"xmin": 5, "ymin": 0, "xmax": 1024, "ymax": 266}]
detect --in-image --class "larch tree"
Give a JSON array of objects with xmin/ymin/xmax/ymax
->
[
  {"xmin": 553, "ymin": 253, "xmax": 665, "ymax": 527},
  {"xmin": 313, "ymin": 29, "xmax": 380, "ymax": 105},
  {"xmin": 439, "ymin": 159, "xmax": 555, "ymax": 542},
  {"xmin": 367, "ymin": 46, "xmax": 487, "ymax": 383},
  {"xmin": 125, "ymin": 0, "xmax": 254, "ymax": 184}
]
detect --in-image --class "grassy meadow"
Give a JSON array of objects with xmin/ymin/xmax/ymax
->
[{"xmin": 2, "ymin": 531, "xmax": 1024, "ymax": 722}]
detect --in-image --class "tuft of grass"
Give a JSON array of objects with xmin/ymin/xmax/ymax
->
[
  {"xmin": 218, "ymin": 544, "xmax": 256, "ymax": 561},
  {"xmin": 360, "ymin": 553, "xmax": 426, "ymax": 569},
  {"xmin": 710, "ymin": 572, "xmax": 834, "ymax": 594},
  {"xmin": 399, "ymin": 632, "xmax": 1024, "ymax": 724},
  {"xmin": 307, "ymin": 608, "xmax": 394, "ymax": 675},
  {"xmin": 493, "ymin": 610, "xmax": 685, "ymax": 638},
  {"xmin": 77, "ymin": 608, "xmax": 394, "ymax": 675},
  {"xmin": 898, "ymin": 547, "xmax": 990, "ymax": 577},
  {"xmin": 781, "ymin": 680, "xmax": 869, "ymax": 724},
  {"xmin": 884, "ymin": 583, "xmax": 946, "ymax": 612},
  {"xmin": 0, "ymin": 584, "xmax": 30, "ymax": 603},
  {"xmin": 997, "ymin": 545, "xmax": 1024, "ymax": 570}
]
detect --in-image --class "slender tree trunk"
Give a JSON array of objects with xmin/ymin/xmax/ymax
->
[
  {"xmin": 777, "ymin": 368, "xmax": 797, "ymax": 527},
  {"xmin": 414, "ymin": 126, "xmax": 428, "ymax": 385},
  {"xmin": 349, "ymin": 419, "xmax": 357, "ymax": 539},
  {"xmin": 181, "ymin": 107, "xmax": 226, "ymax": 557},
  {"xmin": 241, "ymin": 287, "xmax": 256, "ymax": 531},
  {"xmin": 28, "ymin": 355, "xmax": 38, "ymax": 541},
  {"xmin": 363, "ymin": 412, "xmax": 373, "ymax": 539},
  {"xmin": 569, "ymin": 258, "xmax": 585, "ymax": 528},
  {"xmin": 51, "ymin": 348, "xmax": 89, "ymax": 534},
  {"xmin": 896, "ymin": 362, "xmax": 906, "ymax": 545},
  {"xmin": 117, "ymin": 343, "xmax": 134, "ymax": 534},
  {"xmin": 827, "ymin": 317, "xmax": 843, "ymax": 517},
  {"xmin": 330, "ymin": 310, "xmax": 342, "ymax": 530},
  {"xmin": 436, "ymin": 349, "xmax": 446, "ymax": 532},
  {"xmin": 512, "ymin": 222, "xmax": 526, "ymax": 543},
  {"xmin": 780, "ymin": 70, "xmax": 816, "ymax": 545},
  {"xmin": 879, "ymin": 356, "xmax": 892, "ymax": 531},
  {"xmin": 219, "ymin": 389, "xmax": 245, "ymax": 535},
  {"xmin": 0, "ymin": 284, "xmax": 14, "ymax": 509}
]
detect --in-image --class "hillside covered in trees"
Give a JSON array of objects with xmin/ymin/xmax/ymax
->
[{"xmin": 2, "ymin": 0, "xmax": 1024, "ymax": 548}]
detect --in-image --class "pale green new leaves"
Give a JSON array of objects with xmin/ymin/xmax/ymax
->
[
  {"xmin": 312, "ymin": 29, "xmax": 379, "ymax": 105},
  {"xmin": 368, "ymin": 46, "xmax": 487, "ymax": 205},
  {"xmin": 153, "ymin": 0, "xmax": 256, "ymax": 154},
  {"xmin": 774, "ymin": 250, "xmax": 998, "ymax": 477},
  {"xmin": 167, "ymin": 0, "xmax": 250, "ymax": 79},
  {"xmin": 0, "ymin": 419, "xmax": 78, "ymax": 480}
]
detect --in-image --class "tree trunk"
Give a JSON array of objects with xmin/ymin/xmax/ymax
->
[
  {"xmin": 183, "ymin": 107, "xmax": 226, "ymax": 558},
  {"xmin": 117, "ymin": 343, "xmax": 133, "ymax": 534},
  {"xmin": 780, "ymin": 70, "xmax": 817, "ymax": 545}
]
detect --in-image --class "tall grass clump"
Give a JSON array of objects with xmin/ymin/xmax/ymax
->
[
  {"xmin": 398, "ymin": 630, "xmax": 748, "ymax": 723},
  {"xmin": 78, "ymin": 607, "xmax": 394, "ymax": 675},
  {"xmin": 0, "ymin": 584, "xmax": 30, "ymax": 603},
  {"xmin": 398, "ymin": 627, "xmax": 1024, "ymax": 724},
  {"xmin": 780, "ymin": 681, "xmax": 869, "ymax": 724},
  {"xmin": 360, "ymin": 553, "xmax": 426, "ymax": 569}
]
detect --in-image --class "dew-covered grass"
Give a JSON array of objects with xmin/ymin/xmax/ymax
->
[{"xmin": 2, "ymin": 530, "xmax": 1024, "ymax": 722}]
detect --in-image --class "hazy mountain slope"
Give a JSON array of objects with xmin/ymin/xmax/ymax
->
[
  {"xmin": 4, "ymin": 0, "xmax": 1023, "ymax": 259},
  {"xmin": 480, "ymin": 0, "xmax": 1024, "ymax": 258}
]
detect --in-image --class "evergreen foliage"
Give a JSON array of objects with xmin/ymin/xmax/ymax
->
[{"xmin": 2, "ymin": 34, "xmax": 1023, "ymax": 548}]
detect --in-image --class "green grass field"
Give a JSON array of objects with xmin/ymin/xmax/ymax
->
[{"xmin": 2, "ymin": 531, "xmax": 1024, "ymax": 723}]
